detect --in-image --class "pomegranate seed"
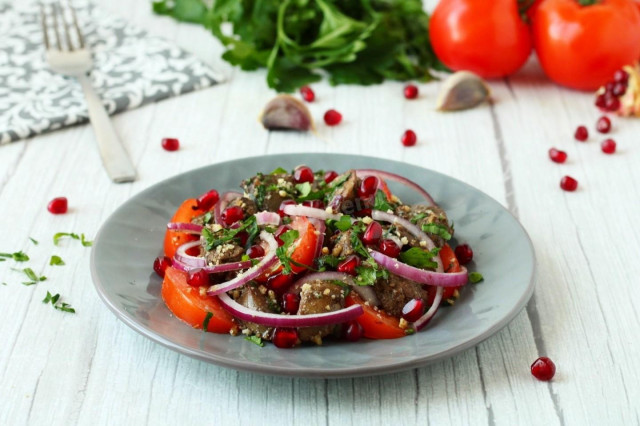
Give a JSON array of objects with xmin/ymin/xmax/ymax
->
[
  {"xmin": 195, "ymin": 189, "xmax": 219, "ymax": 211},
  {"xmin": 343, "ymin": 320, "xmax": 364, "ymax": 342},
  {"xmin": 378, "ymin": 239, "xmax": 401, "ymax": 258},
  {"xmin": 362, "ymin": 221, "xmax": 382, "ymax": 245},
  {"xmin": 613, "ymin": 69, "xmax": 629, "ymax": 84},
  {"xmin": 161, "ymin": 137, "xmax": 180, "ymax": 151},
  {"xmin": 601, "ymin": 138, "xmax": 616, "ymax": 154},
  {"xmin": 273, "ymin": 328, "xmax": 299, "ymax": 348},
  {"xmin": 612, "ymin": 82, "xmax": 627, "ymax": 97},
  {"xmin": 596, "ymin": 116, "xmax": 611, "ymax": 134},
  {"xmin": 531, "ymin": 357, "xmax": 556, "ymax": 381},
  {"xmin": 548, "ymin": 148, "xmax": 567, "ymax": 164},
  {"xmin": 560, "ymin": 176, "xmax": 578, "ymax": 192},
  {"xmin": 187, "ymin": 269, "xmax": 209, "ymax": 287},
  {"xmin": 454, "ymin": 244, "xmax": 474, "ymax": 265},
  {"xmin": 221, "ymin": 206, "xmax": 244, "ymax": 226},
  {"xmin": 235, "ymin": 231, "xmax": 249, "ymax": 246},
  {"xmin": 354, "ymin": 208, "xmax": 372, "ymax": 218},
  {"xmin": 403, "ymin": 84, "xmax": 418, "ymax": 99},
  {"xmin": 153, "ymin": 256, "xmax": 172, "ymax": 278},
  {"xmin": 605, "ymin": 81, "xmax": 615, "ymax": 94},
  {"xmin": 302, "ymin": 200, "xmax": 325, "ymax": 209},
  {"xmin": 274, "ymin": 225, "xmax": 292, "ymax": 247},
  {"xmin": 401, "ymin": 129, "xmax": 417, "ymax": 147},
  {"xmin": 267, "ymin": 273, "xmax": 295, "ymax": 293},
  {"xmin": 574, "ymin": 126, "xmax": 588, "ymax": 142},
  {"xmin": 247, "ymin": 245, "xmax": 265, "ymax": 259},
  {"xmin": 282, "ymin": 293, "xmax": 300, "ymax": 315},
  {"xmin": 294, "ymin": 166, "xmax": 314, "ymax": 184},
  {"xmin": 595, "ymin": 94, "xmax": 607, "ymax": 109},
  {"xmin": 277, "ymin": 199, "xmax": 296, "ymax": 217},
  {"xmin": 299, "ymin": 85, "xmax": 315, "ymax": 102},
  {"xmin": 337, "ymin": 255, "xmax": 361, "ymax": 275},
  {"xmin": 402, "ymin": 298, "xmax": 426, "ymax": 322},
  {"xmin": 604, "ymin": 96, "xmax": 620, "ymax": 112},
  {"xmin": 324, "ymin": 170, "xmax": 338, "ymax": 184},
  {"xmin": 358, "ymin": 176, "xmax": 379, "ymax": 198},
  {"xmin": 324, "ymin": 109, "xmax": 342, "ymax": 126},
  {"xmin": 47, "ymin": 197, "xmax": 68, "ymax": 214}
]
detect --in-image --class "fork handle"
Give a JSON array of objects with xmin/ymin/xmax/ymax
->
[{"xmin": 78, "ymin": 75, "xmax": 136, "ymax": 183}]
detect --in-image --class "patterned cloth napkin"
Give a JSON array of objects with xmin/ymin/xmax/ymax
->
[{"xmin": 0, "ymin": 2, "xmax": 220, "ymax": 144}]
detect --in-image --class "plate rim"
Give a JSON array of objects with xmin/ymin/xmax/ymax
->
[{"xmin": 90, "ymin": 153, "xmax": 536, "ymax": 378}]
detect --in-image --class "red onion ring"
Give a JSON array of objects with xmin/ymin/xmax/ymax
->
[
  {"xmin": 166, "ymin": 222, "xmax": 203, "ymax": 233},
  {"xmin": 217, "ymin": 293, "xmax": 364, "ymax": 327},
  {"xmin": 354, "ymin": 169, "xmax": 435, "ymax": 206},
  {"xmin": 206, "ymin": 231, "xmax": 278, "ymax": 296},
  {"xmin": 371, "ymin": 210, "xmax": 443, "ymax": 271},
  {"xmin": 290, "ymin": 271, "xmax": 380, "ymax": 307},
  {"xmin": 214, "ymin": 191, "xmax": 243, "ymax": 226},
  {"xmin": 414, "ymin": 286, "xmax": 443, "ymax": 331},
  {"xmin": 174, "ymin": 240, "xmax": 205, "ymax": 267},
  {"xmin": 369, "ymin": 250, "xmax": 467, "ymax": 287},
  {"xmin": 255, "ymin": 211, "xmax": 281, "ymax": 226}
]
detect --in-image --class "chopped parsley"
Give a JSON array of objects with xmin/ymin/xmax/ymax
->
[
  {"xmin": 201, "ymin": 211, "xmax": 213, "ymax": 224},
  {"xmin": 354, "ymin": 257, "xmax": 389, "ymax": 286},
  {"xmin": 42, "ymin": 291, "xmax": 75, "ymax": 313},
  {"xmin": 469, "ymin": 272, "xmax": 484, "ymax": 284},
  {"xmin": 373, "ymin": 190, "xmax": 394, "ymax": 212},
  {"xmin": 17, "ymin": 267, "xmax": 47, "ymax": 286},
  {"xmin": 329, "ymin": 172, "xmax": 350, "ymax": 190},
  {"xmin": 316, "ymin": 254, "xmax": 342, "ymax": 270},
  {"xmin": 202, "ymin": 216, "xmax": 257, "ymax": 250},
  {"xmin": 202, "ymin": 311, "xmax": 213, "ymax": 330},
  {"xmin": 53, "ymin": 232, "xmax": 93, "ymax": 247},
  {"xmin": 275, "ymin": 229, "xmax": 300, "ymax": 275},
  {"xmin": 421, "ymin": 223, "xmax": 452, "ymax": 241},
  {"xmin": 410, "ymin": 213, "xmax": 428, "ymax": 224},
  {"xmin": 295, "ymin": 182, "xmax": 312, "ymax": 198},
  {"xmin": 326, "ymin": 215, "xmax": 352, "ymax": 232},
  {"xmin": 49, "ymin": 255, "xmax": 65, "ymax": 266},
  {"xmin": 270, "ymin": 167, "xmax": 288, "ymax": 175},
  {"xmin": 0, "ymin": 251, "xmax": 30, "ymax": 262},
  {"xmin": 0, "ymin": 259, "xmax": 4, "ymax": 262},
  {"xmin": 29, "ymin": 237, "xmax": 39, "ymax": 245},
  {"xmin": 398, "ymin": 247, "xmax": 441, "ymax": 270},
  {"xmin": 245, "ymin": 335, "xmax": 265, "ymax": 347},
  {"xmin": 255, "ymin": 183, "xmax": 267, "ymax": 208}
]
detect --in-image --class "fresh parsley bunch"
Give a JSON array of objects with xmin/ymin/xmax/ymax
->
[{"xmin": 153, "ymin": 0, "xmax": 445, "ymax": 92}]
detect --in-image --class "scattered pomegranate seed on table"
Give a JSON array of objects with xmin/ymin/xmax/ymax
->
[
  {"xmin": 574, "ymin": 126, "xmax": 588, "ymax": 142},
  {"xmin": 531, "ymin": 357, "xmax": 556, "ymax": 381},
  {"xmin": 161, "ymin": 137, "xmax": 180, "ymax": 151},
  {"xmin": 299, "ymin": 86, "xmax": 315, "ymax": 102},
  {"xmin": 343, "ymin": 320, "xmax": 364, "ymax": 342},
  {"xmin": 403, "ymin": 84, "xmax": 418, "ymax": 99},
  {"xmin": 454, "ymin": 244, "xmax": 474, "ymax": 265},
  {"xmin": 596, "ymin": 116, "xmax": 611, "ymax": 133},
  {"xmin": 153, "ymin": 256, "xmax": 172, "ymax": 278},
  {"xmin": 402, "ymin": 298, "xmax": 426, "ymax": 322},
  {"xmin": 601, "ymin": 139, "xmax": 617, "ymax": 154},
  {"xmin": 401, "ymin": 129, "xmax": 417, "ymax": 147},
  {"xmin": 324, "ymin": 109, "xmax": 342, "ymax": 126},
  {"xmin": 548, "ymin": 148, "xmax": 567, "ymax": 164},
  {"xmin": 187, "ymin": 269, "xmax": 208, "ymax": 287},
  {"xmin": 273, "ymin": 328, "xmax": 299, "ymax": 348},
  {"xmin": 47, "ymin": 197, "xmax": 68, "ymax": 214},
  {"xmin": 560, "ymin": 176, "xmax": 578, "ymax": 192},
  {"xmin": 293, "ymin": 166, "xmax": 314, "ymax": 184}
]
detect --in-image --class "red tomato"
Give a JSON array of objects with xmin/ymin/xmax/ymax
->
[
  {"xmin": 161, "ymin": 266, "xmax": 235, "ymax": 333},
  {"xmin": 427, "ymin": 244, "xmax": 462, "ymax": 304},
  {"xmin": 532, "ymin": 0, "xmax": 640, "ymax": 90},
  {"xmin": 345, "ymin": 293, "xmax": 407, "ymax": 339},
  {"xmin": 163, "ymin": 198, "xmax": 204, "ymax": 259},
  {"xmin": 430, "ymin": 0, "xmax": 533, "ymax": 78}
]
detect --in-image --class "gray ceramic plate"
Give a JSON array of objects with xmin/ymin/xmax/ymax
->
[{"xmin": 91, "ymin": 154, "xmax": 535, "ymax": 378}]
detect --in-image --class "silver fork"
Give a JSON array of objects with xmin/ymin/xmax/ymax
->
[{"xmin": 40, "ymin": 2, "xmax": 136, "ymax": 183}]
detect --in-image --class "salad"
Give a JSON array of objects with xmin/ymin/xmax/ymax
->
[{"xmin": 155, "ymin": 167, "xmax": 471, "ymax": 348}]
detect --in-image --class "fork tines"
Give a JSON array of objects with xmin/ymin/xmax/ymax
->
[{"xmin": 40, "ymin": 1, "xmax": 85, "ymax": 52}]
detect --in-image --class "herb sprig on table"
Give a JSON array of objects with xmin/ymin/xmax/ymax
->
[{"xmin": 152, "ymin": 0, "xmax": 445, "ymax": 92}]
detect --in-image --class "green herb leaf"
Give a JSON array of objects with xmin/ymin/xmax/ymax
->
[
  {"xmin": 398, "ymin": 247, "xmax": 441, "ymax": 270},
  {"xmin": 0, "ymin": 259, "xmax": 5, "ymax": 262},
  {"xmin": 245, "ymin": 335, "xmax": 265, "ymax": 347},
  {"xmin": 202, "ymin": 311, "xmax": 213, "ymax": 330},
  {"xmin": 295, "ymin": 182, "xmax": 312, "ymax": 198},
  {"xmin": 43, "ymin": 291, "xmax": 75, "ymax": 313},
  {"xmin": 202, "ymin": 212, "xmax": 213, "ymax": 224},
  {"xmin": 270, "ymin": 167, "xmax": 288, "ymax": 175},
  {"xmin": 53, "ymin": 232, "xmax": 93, "ymax": 247},
  {"xmin": 421, "ymin": 224, "xmax": 452, "ymax": 241},
  {"xmin": 373, "ymin": 190, "xmax": 393, "ymax": 212},
  {"xmin": 410, "ymin": 213, "xmax": 428, "ymax": 224},
  {"xmin": 0, "ymin": 251, "xmax": 30, "ymax": 262},
  {"xmin": 316, "ymin": 255, "xmax": 342, "ymax": 271},
  {"xmin": 354, "ymin": 258, "xmax": 388, "ymax": 286},
  {"xmin": 202, "ymin": 216, "xmax": 257, "ymax": 250},
  {"xmin": 1, "ymin": 282, "xmax": 7, "ymax": 286},
  {"xmin": 275, "ymin": 229, "xmax": 300, "ymax": 275},
  {"xmin": 43, "ymin": 291, "xmax": 54, "ymax": 304},
  {"xmin": 50, "ymin": 255, "xmax": 65, "ymax": 266},
  {"xmin": 469, "ymin": 272, "xmax": 484, "ymax": 284},
  {"xmin": 29, "ymin": 237, "xmax": 39, "ymax": 245},
  {"xmin": 55, "ymin": 303, "xmax": 75, "ymax": 313},
  {"xmin": 19, "ymin": 268, "xmax": 46, "ymax": 285}
]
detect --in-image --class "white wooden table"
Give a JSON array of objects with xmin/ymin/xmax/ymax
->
[{"xmin": 2, "ymin": 1, "xmax": 639, "ymax": 425}]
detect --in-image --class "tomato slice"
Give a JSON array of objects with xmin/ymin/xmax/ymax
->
[
  {"xmin": 288, "ymin": 216, "xmax": 319, "ymax": 274},
  {"xmin": 377, "ymin": 177, "xmax": 393, "ymax": 201},
  {"xmin": 164, "ymin": 198, "xmax": 204, "ymax": 258},
  {"xmin": 346, "ymin": 293, "xmax": 407, "ymax": 339},
  {"xmin": 427, "ymin": 244, "xmax": 462, "ymax": 304},
  {"xmin": 161, "ymin": 266, "xmax": 235, "ymax": 333}
]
